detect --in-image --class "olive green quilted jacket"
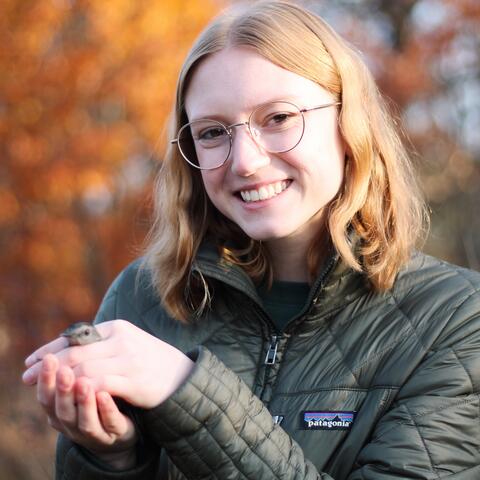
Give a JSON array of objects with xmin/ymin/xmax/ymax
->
[{"xmin": 56, "ymin": 249, "xmax": 480, "ymax": 479}]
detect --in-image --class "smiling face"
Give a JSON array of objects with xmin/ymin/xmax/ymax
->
[{"xmin": 185, "ymin": 47, "xmax": 345, "ymax": 252}]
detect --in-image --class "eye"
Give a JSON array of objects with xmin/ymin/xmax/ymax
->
[
  {"xmin": 198, "ymin": 127, "xmax": 227, "ymax": 141},
  {"xmin": 270, "ymin": 113, "xmax": 290, "ymax": 124},
  {"xmin": 257, "ymin": 110, "xmax": 298, "ymax": 131},
  {"xmin": 84, "ymin": 329, "xmax": 90, "ymax": 336},
  {"xmin": 264, "ymin": 111, "xmax": 297, "ymax": 127}
]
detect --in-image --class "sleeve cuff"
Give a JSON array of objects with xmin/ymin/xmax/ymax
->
[{"xmin": 56, "ymin": 435, "xmax": 160, "ymax": 480}]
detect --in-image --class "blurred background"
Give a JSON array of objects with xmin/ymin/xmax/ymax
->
[{"xmin": 1, "ymin": 0, "xmax": 479, "ymax": 477}]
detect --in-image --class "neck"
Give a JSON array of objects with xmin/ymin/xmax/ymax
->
[
  {"xmin": 266, "ymin": 235, "xmax": 311, "ymax": 282},
  {"xmin": 265, "ymin": 213, "xmax": 329, "ymax": 283}
]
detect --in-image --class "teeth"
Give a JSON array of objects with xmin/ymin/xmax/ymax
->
[
  {"xmin": 240, "ymin": 180, "xmax": 289, "ymax": 203},
  {"xmin": 258, "ymin": 187, "xmax": 268, "ymax": 200}
]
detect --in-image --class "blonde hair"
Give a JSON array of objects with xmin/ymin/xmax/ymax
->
[{"xmin": 143, "ymin": 0, "xmax": 427, "ymax": 321}]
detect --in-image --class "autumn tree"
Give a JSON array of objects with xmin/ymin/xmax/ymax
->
[
  {"xmin": 0, "ymin": 1, "xmax": 223, "ymax": 477},
  {"xmin": 307, "ymin": 0, "xmax": 480, "ymax": 267}
]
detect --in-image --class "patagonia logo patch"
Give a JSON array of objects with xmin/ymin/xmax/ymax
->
[{"xmin": 302, "ymin": 411, "xmax": 356, "ymax": 430}]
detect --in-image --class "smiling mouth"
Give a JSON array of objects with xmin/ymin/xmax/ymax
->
[{"xmin": 238, "ymin": 180, "xmax": 291, "ymax": 203}]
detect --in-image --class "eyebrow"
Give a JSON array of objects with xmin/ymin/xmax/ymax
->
[{"xmin": 187, "ymin": 96, "xmax": 308, "ymax": 122}]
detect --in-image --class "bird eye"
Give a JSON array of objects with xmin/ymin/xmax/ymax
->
[{"xmin": 84, "ymin": 330, "xmax": 90, "ymax": 335}]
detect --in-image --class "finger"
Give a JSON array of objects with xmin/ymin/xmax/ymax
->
[
  {"xmin": 75, "ymin": 378, "xmax": 108, "ymax": 443},
  {"xmin": 55, "ymin": 366, "xmax": 77, "ymax": 428},
  {"xmin": 36, "ymin": 354, "xmax": 58, "ymax": 416},
  {"xmin": 97, "ymin": 391, "xmax": 135, "ymax": 440},
  {"xmin": 23, "ymin": 338, "xmax": 118, "ymax": 386},
  {"xmin": 25, "ymin": 337, "xmax": 69, "ymax": 368},
  {"xmin": 24, "ymin": 320, "xmax": 120, "ymax": 369}
]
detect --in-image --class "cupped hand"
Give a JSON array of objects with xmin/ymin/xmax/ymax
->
[
  {"xmin": 37, "ymin": 354, "xmax": 137, "ymax": 469},
  {"xmin": 23, "ymin": 319, "xmax": 194, "ymax": 409}
]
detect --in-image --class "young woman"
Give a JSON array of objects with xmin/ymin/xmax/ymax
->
[{"xmin": 23, "ymin": 1, "xmax": 480, "ymax": 478}]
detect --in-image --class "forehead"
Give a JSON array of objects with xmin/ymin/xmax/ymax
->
[{"xmin": 185, "ymin": 47, "xmax": 332, "ymax": 120}]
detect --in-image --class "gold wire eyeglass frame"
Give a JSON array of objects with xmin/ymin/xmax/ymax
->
[{"xmin": 171, "ymin": 100, "xmax": 342, "ymax": 170}]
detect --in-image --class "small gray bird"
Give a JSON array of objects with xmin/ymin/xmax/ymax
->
[{"xmin": 61, "ymin": 322, "xmax": 103, "ymax": 346}]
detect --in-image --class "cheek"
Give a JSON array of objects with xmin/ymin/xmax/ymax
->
[
  {"xmin": 299, "ymin": 125, "xmax": 346, "ymax": 175},
  {"xmin": 200, "ymin": 170, "xmax": 226, "ymax": 209},
  {"xmin": 282, "ymin": 140, "xmax": 345, "ymax": 177},
  {"xmin": 200, "ymin": 171, "xmax": 216, "ymax": 196},
  {"xmin": 303, "ymin": 115, "xmax": 345, "ymax": 153}
]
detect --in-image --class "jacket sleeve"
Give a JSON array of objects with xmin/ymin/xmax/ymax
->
[{"xmin": 140, "ymin": 347, "xmax": 331, "ymax": 480}]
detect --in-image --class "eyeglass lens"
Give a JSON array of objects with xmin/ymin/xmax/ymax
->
[{"xmin": 177, "ymin": 101, "xmax": 305, "ymax": 169}]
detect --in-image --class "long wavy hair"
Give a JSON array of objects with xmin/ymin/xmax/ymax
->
[{"xmin": 143, "ymin": 0, "xmax": 427, "ymax": 321}]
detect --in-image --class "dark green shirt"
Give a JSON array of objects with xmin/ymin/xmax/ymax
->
[{"xmin": 259, "ymin": 280, "xmax": 310, "ymax": 331}]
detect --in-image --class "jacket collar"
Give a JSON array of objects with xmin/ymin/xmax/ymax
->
[
  {"xmin": 193, "ymin": 242, "xmax": 368, "ymax": 324},
  {"xmin": 193, "ymin": 243, "xmax": 261, "ymax": 304}
]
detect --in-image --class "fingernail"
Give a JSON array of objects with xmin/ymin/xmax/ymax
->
[
  {"xmin": 58, "ymin": 370, "xmax": 72, "ymax": 390},
  {"xmin": 97, "ymin": 391, "xmax": 109, "ymax": 406}
]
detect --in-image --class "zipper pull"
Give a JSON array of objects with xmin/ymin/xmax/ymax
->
[
  {"xmin": 272, "ymin": 415, "xmax": 284, "ymax": 425},
  {"xmin": 265, "ymin": 335, "xmax": 280, "ymax": 365}
]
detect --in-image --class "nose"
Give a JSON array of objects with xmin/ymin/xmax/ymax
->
[{"xmin": 229, "ymin": 124, "xmax": 270, "ymax": 177}]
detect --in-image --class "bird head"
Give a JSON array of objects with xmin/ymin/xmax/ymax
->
[{"xmin": 61, "ymin": 322, "xmax": 102, "ymax": 346}]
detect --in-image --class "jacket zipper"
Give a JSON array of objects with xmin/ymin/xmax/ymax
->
[
  {"xmin": 265, "ymin": 334, "xmax": 281, "ymax": 365},
  {"xmin": 247, "ymin": 301, "xmax": 283, "ymax": 402},
  {"xmin": 257, "ymin": 257, "xmax": 337, "ymax": 400},
  {"xmin": 246, "ymin": 298, "xmax": 281, "ymax": 366}
]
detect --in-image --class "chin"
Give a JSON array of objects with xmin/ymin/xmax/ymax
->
[{"xmin": 240, "ymin": 225, "xmax": 294, "ymax": 242}]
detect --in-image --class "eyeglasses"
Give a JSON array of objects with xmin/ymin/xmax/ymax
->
[{"xmin": 171, "ymin": 100, "xmax": 341, "ymax": 170}]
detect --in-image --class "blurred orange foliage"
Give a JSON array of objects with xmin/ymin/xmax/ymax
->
[
  {"xmin": 0, "ymin": 1, "xmax": 223, "ymax": 475},
  {"xmin": 0, "ymin": 0, "xmax": 224, "ymax": 356}
]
